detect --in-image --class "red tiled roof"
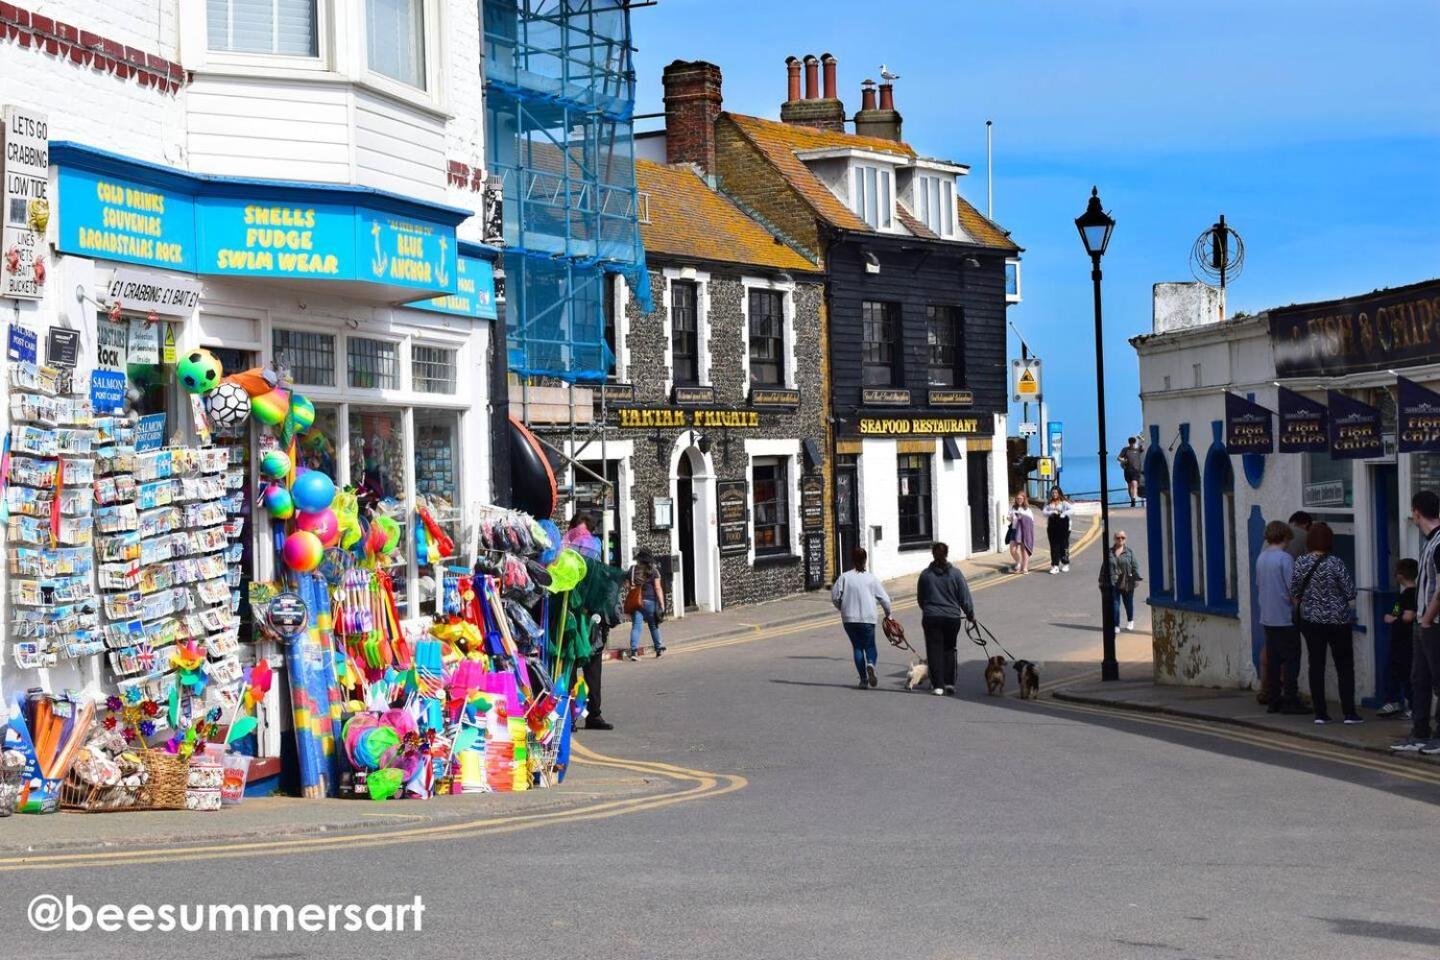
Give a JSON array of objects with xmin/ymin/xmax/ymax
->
[{"xmin": 637, "ymin": 159, "xmax": 818, "ymax": 272}]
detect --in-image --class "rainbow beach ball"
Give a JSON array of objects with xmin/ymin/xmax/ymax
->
[
  {"xmin": 259, "ymin": 449, "xmax": 292, "ymax": 480},
  {"xmin": 295, "ymin": 508, "xmax": 340, "ymax": 549},
  {"xmin": 250, "ymin": 387, "xmax": 292, "ymax": 427},
  {"xmin": 282, "ymin": 530, "xmax": 325, "ymax": 573},
  {"xmin": 261, "ymin": 484, "xmax": 294, "ymax": 520}
]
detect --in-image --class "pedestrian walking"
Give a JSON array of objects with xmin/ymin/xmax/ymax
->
[
  {"xmin": 1100, "ymin": 530, "xmax": 1141, "ymax": 631},
  {"xmin": 1255, "ymin": 520, "xmax": 1304, "ymax": 714},
  {"xmin": 1290, "ymin": 522, "xmax": 1360, "ymax": 725},
  {"xmin": 1285, "ymin": 511, "xmax": 1313, "ymax": 562},
  {"xmin": 1393, "ymin": 491, "xmax": 1440, "ymax": 755},
  {"xmin": 831, "ymin": 547, "xmax": 893, "ymax": 689},
  {"xmin": 625, "ymin": 548, "xmax": 667, "ymax": 661},
  {"xmin": 1043, "ymin": 487, "xmax": 1073, "ymax": 574},
  {"xmin": 1378, "ymin": 557, "xmax": 1417, "ymax": 720},
  {"xmin": 1118, "ymin": 437, "xmax": 1144, "ymax": 507},
  {"xmin": 916, "ymin": 542, "xmax": 975, "ymax": 696},
  {"xmin": 1007, "ymin": 492, "xmax": 1035, "ymax": 575}
]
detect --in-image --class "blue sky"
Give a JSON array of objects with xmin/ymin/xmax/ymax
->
[{"xmin": 631, "ymin": 0, "xmax": 1440, "ymax": 493}]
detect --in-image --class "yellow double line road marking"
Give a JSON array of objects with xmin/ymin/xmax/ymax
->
[
  {"xmin": 673, "ymin": 513, "xmax": 1104, "ymax": 658},
  {"xmin": 1043, "ymin": 697, "xmax": 1440, "ymax": 787},
  {"xmin": 0, "ymin": 744, "xmax": 747, "ymax": 873}
]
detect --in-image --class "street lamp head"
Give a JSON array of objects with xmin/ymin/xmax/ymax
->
[{"xmin": 1075, "ymin": 186, "xmax": 1115, "ymax": 260}]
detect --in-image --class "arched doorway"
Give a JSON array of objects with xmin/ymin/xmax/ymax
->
[
  {"xmin": 671, "ymin": 443, "xmax": 719, "ymax": 612},
  {"xmin": 677, "ymin": 453, "xmax": 697, "ymax": 610}
]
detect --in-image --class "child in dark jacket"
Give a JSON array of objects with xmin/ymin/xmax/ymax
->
[{"xmin": 1380, "ymin": 558, "xmax": 1417, "ymax": 719}]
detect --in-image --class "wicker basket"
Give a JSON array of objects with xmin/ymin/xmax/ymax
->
[{"xmin": 60, "ymin": 749, "xmax": 190, "ymax": 813}]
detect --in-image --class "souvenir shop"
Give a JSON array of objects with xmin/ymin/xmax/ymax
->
[{"xmin": 0, "ymin": 140, "xmax": 613, "ymax": 814}]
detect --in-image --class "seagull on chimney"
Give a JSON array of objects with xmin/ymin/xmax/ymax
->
[{"xmin": 879, "ymin": 65, "xmax": 901, "ymax": 80}]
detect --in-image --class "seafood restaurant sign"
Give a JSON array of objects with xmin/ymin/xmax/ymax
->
[
  {"xmin": 52, "ymin": 143, "xmax": 466, "ymax": 297},
  {"xmin": 1270, "ymin": 280, "xmax": 1440, "ymax": 378}
]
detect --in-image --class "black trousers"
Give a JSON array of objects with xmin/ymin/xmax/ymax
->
[
  {"xmin": 582, "ymin": 620, "xmax": 605, "ymax": 721},
  {"xmin": 1263, "ymin": 625, "xmax": 1302, "ymax": 706},
  {"xmin": 922, "ymin": 616, "xmax": 963, "ymax": 690},
  {"xmin": 1299, "ymin": 622, "xmax": 1355, "ymax": 719},
  {"xmin": 1412, "ymin": 625, "xmax": 1440, "ymax": 739},
  {"xmin": 1047, "ymin": 518, "xmax": 1071, "ymax": 566}
]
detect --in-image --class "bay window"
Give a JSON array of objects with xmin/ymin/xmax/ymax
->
[
  {"xmin": 207, "ymin": 0, "xmax": 318, "ymax": 56},
  {"xmin": 367, "ymin": 0, "xmax": 427, "ymax": 89}
]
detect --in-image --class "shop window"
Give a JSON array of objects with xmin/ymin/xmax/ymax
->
[
  {"xmin": 348, "ymin": 337, "xmax": 401, "ymax": 390},
  {"xmin": 861, "ymin": 300, "xmax": 899, "ymax": 387},
  {"xmin": 897, "ymin": 454, "xmax": 934, "ymax": 545},
  {"xmin": 207, "ymin": 0, "xmax": 318, "ymax": 56},
  {"xmin": 670, "ymin": 280, "xmax": 699, "ymax": 386},
  {"xmin": 273, "ymin": 328, "xmax": 335, "ymax": 386},
  {"xmin": 367, "ymin": 0, "xmax": 426, "ymax": 89},
  {"xmin": 1204, "ymin": 447, "xmax": 1238, "ymax": 610},
  {"xmin": 300, "ymin": 404, "xmax": 340, "ymax": 479},
  {"xmin": 414, "ymin": 410, "xmax": 459, "ymax": 506},
  {"xmin": 752, "ymin": 458, "xmax": 792, "ymax": 556},
  {"xmin": 1173, "ymin": 448, "xmax": 1203, "ymax": 601},
  {"xmin": 1145, "ymin": 447, "xmax": 1173, "ymax": 597},
  {"xmin": 926, "ymin": 305, "xmax": 962, "ymax": 387},
  {"xmin": 351, "ymin": 408, "xmax": 408, "ymax": 610},
  {"xmin": 1303, "ymin": 451, "xmax": 1353, "ymax": 510},
  {"xmin": 748, "ymin": 289, "xmax": 785, "ymax": 386},
  {"xmin": 411, "ymin": 345, "xmax": 457, "ymax": 395}
]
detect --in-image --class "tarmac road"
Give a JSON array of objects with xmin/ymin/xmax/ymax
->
[{"xmin": 4, "ymin": 509, "xmax": 1439, "ymax": 960}]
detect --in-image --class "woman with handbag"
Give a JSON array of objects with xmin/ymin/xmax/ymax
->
[
  {"xmin": 1290, "ymin": 522, "xmax": 1360, "ymax": 725},
  {"xmin": 1008, "ymin": 492, "xmax": 1036, "ymax": 574},
  {"xmin": 624, "ymin": 548, "xmax": 667, "ymax": 661},
  {"xmin": 831, "ymin": 547, "xmax": 893, "ymax": 689},
  {"xmin": 1100, "ymin": 530, "xmax": 1141, "ymax": 631}
]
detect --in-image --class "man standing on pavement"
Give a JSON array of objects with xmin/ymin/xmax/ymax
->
[
  {"xmin": 916, "ymin": 542, "xmax": 975, "ymax": 696},
  {"xmin": 1256, "ymin": 521, "xmax": 1304, "ymax": 714},
  {"xmin": 1393, "ymin": 491, "xmax": 1440, "ymax": 755},
  {"xmin": 1118, "ymin": 437, "xmax": 1145, "ymax": 507}
]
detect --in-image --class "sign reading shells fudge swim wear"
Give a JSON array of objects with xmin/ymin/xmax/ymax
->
[{"xmin": 408, "ymin": 255, "xmax": 498, "ymax": 320}]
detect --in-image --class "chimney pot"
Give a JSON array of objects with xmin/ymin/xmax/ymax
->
[
  {"xmin": 821, "ymin": 52, "xmax": 837, "ymax": 100},
  {"xmin": 785, "ymin": 56, "xmax": 801, "ymax": 103},
  {"xmin": 878, "ymin": 81, "xmax": 895, "ymax": 112},
  {"xmin": 860, "ymin": 79, "xmax": 877, "ymax": 112},
  {"xmin": 803, "ymin": 54, "xmax": 819, "ymax": 100}
]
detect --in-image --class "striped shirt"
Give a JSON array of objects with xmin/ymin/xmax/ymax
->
[{"xmin": 1419, "ymin": 527, "xmax": 1440, "ymax": 621}]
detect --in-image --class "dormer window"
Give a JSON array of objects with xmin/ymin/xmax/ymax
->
[
  {"xmin": 852, "ymin": 164, "xmax": 893, "ymax": 230},
  {"xmin": 916, "ymin": 174, "xmax": 955, "ymax": 238}
]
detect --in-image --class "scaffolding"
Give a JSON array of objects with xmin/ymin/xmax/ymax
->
[{"xmin": 484, "ymin": 0, "xmax": 653, "ymax": 384}]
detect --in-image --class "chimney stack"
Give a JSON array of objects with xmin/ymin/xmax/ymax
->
[
  {"xmin": 663, "ymin": 60, "xmax": 724, "ymax": 174},
  {"xmin": 855, "ymin": 75, "xmax": 903, "ymax": 142},
  {"xmin": 781, "ymin": 54, "xmax": 847, "ymax": 133}
]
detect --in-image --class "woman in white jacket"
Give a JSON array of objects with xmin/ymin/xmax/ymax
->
[{"xmin": 831, "ymin": 547, "xmax": 894, "ymax": 689}]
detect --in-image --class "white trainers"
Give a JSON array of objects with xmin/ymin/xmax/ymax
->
[
  {"xmin": 1049, "ymin": 566, "xmax": 1059, "ymax": 575},
  {"xmin": 932, "ymin": 688, "xmax": 947, "ymax": 697},
  {"xmin": 1126, "ymin": 620, "xmax": 1136, "ymax": 631},
  {"xmin": 1061, "ymin": 564, "xmax": 1070, "ymax": 572},
  {"xmin": 1377, "ymin": 702, "xmax": 1403, "ymax": 718}
]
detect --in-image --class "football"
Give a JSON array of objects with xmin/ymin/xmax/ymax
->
[
  {"xmin": 178, "ymin": 348, "xmax": 223, "ymax": 394},
  {"xmin": 205, "ymin": 381, "xmax": 251, "ymax": 429}
]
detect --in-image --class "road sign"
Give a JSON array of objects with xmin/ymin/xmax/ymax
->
[
  {"xmin": 1037, "ymin": 457, "xmax": 1054, "ymax": 479},
  {"xmin": 1048, "ymin": 421, "xmax": 1063, "ymax": 469},
  {"xmin": 1011, "ymin": 358, "xmax": 1042, "ymax": 402},
  {"xmin": 1018, "ymin": 421, "xmax": 1038, "ymax": 438}
]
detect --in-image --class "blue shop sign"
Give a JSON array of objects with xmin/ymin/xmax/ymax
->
[
  {"xmin": 53, "ymin": 143, "xmax": 469, "ymax": 296},
  {"xmin": 57, "ymin": 166, "xmax": 197, "ymax": 273},
  {"xmin": 408, "ymin": 255, "xmax": 498, "ymax": 320}
]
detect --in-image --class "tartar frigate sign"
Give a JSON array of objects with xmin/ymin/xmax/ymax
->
[
  {"xmin": 1327, "ymin": 390, "xmax": 1384, "ymax": 460},
  {"xmin": 1397, "ymin": 376, "xmax": 1440, "ymax": 453},
  {"xmin": 1224, "ymin": 392, "xmax": 1274, "ymax": 454},
  {"xmin": 1270, "ymin": 279, "xmax": 1440, "ymax": 378},
  {"xmin": 1277, "ymin": 387, "xmax": 1328, "ymax": 454}
]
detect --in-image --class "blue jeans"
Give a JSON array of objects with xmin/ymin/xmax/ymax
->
[
  {"xmin": 630, "ymin": 599, "xmax": 663, "ymax": 653},
  {"xmin": 1112, "ymin": 589, "xmax": 1135, "ymax": 625},
  {"xmin": 843, "ymin": 622, "xmax": 878, "ymax": 681}
]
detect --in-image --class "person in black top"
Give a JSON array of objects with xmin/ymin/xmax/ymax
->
[
  {"xmin": 1379, "ymin": 558, "xmax": 1417, "ymax": 719},
  {"xmin": 1118, "ymin": 437, "xmax": 1144, "ymax": 508},
  {"xmin": 1290, "ymin": 522, "xmax": 1360, "ymax": 725},
  {"xmin": 916, "ymin": 542, "xmax": 975, "ymax": 696}
]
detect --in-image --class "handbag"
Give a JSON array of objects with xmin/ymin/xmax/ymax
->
[
  {"xmin": 622, "ymin": 580, "xmax": 643, "ymax": 615},
  {"xmin": 1004, "ymin": 524, "xmax": 1016, "ymax": 545},
  {"xmin": 1292, "ymin": 558, "xmax": 1322, "ymax": 628}
]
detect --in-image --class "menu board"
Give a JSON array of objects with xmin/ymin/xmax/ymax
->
[
  {"xmin": 804, "ymin": 534, "xmax": 826, "ymax": 591},
  {"xmin": 800, "ymin": 474, "xmax": 825, "ymax": 533},
  {"xmin": 716, "ymin": 479, "xmax": 750, "ymax": 555}
]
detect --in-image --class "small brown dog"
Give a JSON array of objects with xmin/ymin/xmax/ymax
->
[
  {"xmin": 1013, "ymin": 659, "xmax": 1040, "ymax": 700},
  {"xmin": 983, "ymin": 656, "xmax": 1006, "ymax": 695}
]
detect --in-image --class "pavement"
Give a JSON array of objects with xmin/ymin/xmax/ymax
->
[{"xmin": 3, "ymin": 506, "xmax": 1440, "ymax": 960}]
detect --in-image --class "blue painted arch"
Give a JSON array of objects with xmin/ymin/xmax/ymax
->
[
  {"xmin": 1172, "ymin": 443, "xmax": 1203, "ymax": 602},
  {"xmin": 1144, "ymin": 440, "xmax": 1172, "ymax": 598},
  {"xmin": 1203, "ymin": 438, "xmax": 1238, "ymax": 613}
]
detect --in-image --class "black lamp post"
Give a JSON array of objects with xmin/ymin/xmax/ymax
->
[{"xmin": 1075, "ymin": 186, "xmax": 1120, "ymax": 682}]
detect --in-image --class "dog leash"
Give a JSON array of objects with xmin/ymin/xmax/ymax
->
[{"xmin": 965, "ymin": 617, "xmax": 1019, "ymax": 663}]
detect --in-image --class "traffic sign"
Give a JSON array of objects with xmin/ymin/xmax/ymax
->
[
  {"xmin": 1012, "ymin": 358, "xmax": 1042, "ymax": 402},
  {"xmin": 1018, "ymin": 421, "xmax": 1038, "ymax": 438}
]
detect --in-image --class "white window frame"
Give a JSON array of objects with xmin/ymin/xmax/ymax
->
[
  {"xmin": 357, "ymin": 0, "xmax": 445, "ymax": 112},
  {"xmin": 272, "ymin": 325, "xmax": 341, "ymax": 388},
  {"xmin": 916, "ymin": 173, "xmax": 956, "ymax": 238},
  {"xmin": 740, "ymin": 276, "xmax": 798, "ymax": 393},
  {"xmin": 661, "ymin": 267, "xmax": 711, "ymax": 394},
  {"xmin": 608, "ymin": 273, "xmax": 631, "ymax": 384},
  {"xmin": 188, "ymin": 0, "xmax": 335, "ymax": 76},
  {"xmin": 744, "ymin": 439, "xmax": 802, "ymax": 564},
  {"xmin": 1005, "ymin": 258, "xmax": 1023, "ymax": 303},
  {"xmin": 851, "ymin": 163, "xmax": 895, "ymax": 231}
]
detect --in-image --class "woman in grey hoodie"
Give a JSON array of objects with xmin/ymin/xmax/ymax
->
[
  {"xmin": 831, "ymin": 547, "xmax": 893, "ymax": 689},
  {"xmin": 916, "ymin": 542, "xmax": 976, "ymax": 695}
]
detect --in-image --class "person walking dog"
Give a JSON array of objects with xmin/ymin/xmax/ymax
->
[
  {"xmin": 916, "ymin": 542, "xmax": 975, "ymax": 696},
  {"xmin": 831, "ymin": 548, "xmax": 893, "ymax": 689}
]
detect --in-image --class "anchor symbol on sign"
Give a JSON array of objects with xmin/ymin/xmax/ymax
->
[
  {"xmin": 370, "ymin": 222, "xmax": 388, "ymax": 277},
  {"xmin": 436, "ymin": 237, "xmax": 449, "ymax": 288}
]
